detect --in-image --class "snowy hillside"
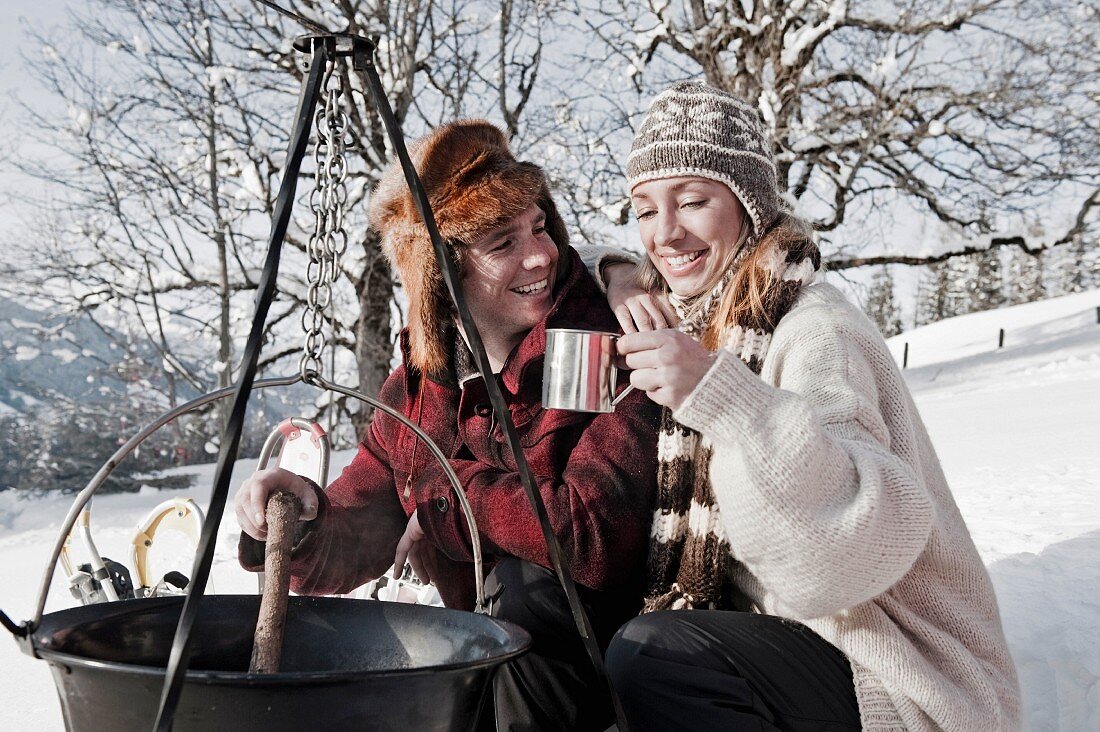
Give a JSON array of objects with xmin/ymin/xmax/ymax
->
[
  {"xmin": 0, "ymin": 289, "xmax": 1098, "ymax": 730},
  {"xmin": 886, "ymin": 289, "xmax": 1100, "ymax": 731}
]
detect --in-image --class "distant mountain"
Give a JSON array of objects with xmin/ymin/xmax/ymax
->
[
  {"xmin": 0, "ymin": 298, "xmax": 346, "ymax": 439},
  {"xmin": 0, "ymin": 299, "xmax": 130, "ymax": 414}
]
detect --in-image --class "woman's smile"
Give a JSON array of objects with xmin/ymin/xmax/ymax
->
[{"xmin": 660, "ymin": 248, "xmax": 707, "ymax": 275}]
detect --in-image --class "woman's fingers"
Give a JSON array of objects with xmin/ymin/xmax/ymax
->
[
  {"xmin": 617, "ymin": 329, "xmax": 678, "ymax": 370},
  {"xmin": 614, "ymin": 298, "xmax": 657, "ymax": 333},
  {"xmin": 617, "ymin": 329, "xmax": 678, "ymax": 354},
  {"xmin": 656, "ymin": 293, "xmax": 679, "ymax": 326},
  {"xmin": 639, "ymin": 296, "xmax": 669, "ymax": 331},
  {"xmin": 618, "ymin": 329, "xmax": 716, "ymax": 411},
  {"xmin": 627, "ymin": 299, "xmax": 656, "ymax": 331},
  {"xmin": 622, "ymin": 348, "xmax": 662, "ymax": 370},
  {"xmin": 628, "ymin": 367, "xmax": 662, "ymax": 393},
  {"xmin": 613, "ymin": 305, "xmax": 638, "ymax": 334}
]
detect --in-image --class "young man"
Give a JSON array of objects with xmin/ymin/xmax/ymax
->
[{"xmin": 234, "ymin": 120, "xmax": 659, "ymax": 731}]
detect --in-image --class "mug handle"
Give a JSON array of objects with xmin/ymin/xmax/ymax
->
[{"xmin": 610, "ymin": 383, "xmax": 635, "ymax": 407}]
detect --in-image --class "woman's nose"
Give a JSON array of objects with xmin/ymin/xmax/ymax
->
[{"xmin": 652, "ymin": 213, "xmax": 685, "ymax": 248}]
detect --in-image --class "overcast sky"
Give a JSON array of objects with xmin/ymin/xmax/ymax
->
[{"xmin": 1, "ymin": 2, "xmax": 74, "ymax": 233}]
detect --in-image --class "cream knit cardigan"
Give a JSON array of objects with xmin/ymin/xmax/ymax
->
[{"xmin": 672, "ymin": 282, "xmax": 1021, "ymax": 731}]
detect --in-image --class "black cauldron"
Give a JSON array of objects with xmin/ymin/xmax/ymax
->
[{"xmin": 32, "ymin": 594, "xmax": 530, "ymax": 732}]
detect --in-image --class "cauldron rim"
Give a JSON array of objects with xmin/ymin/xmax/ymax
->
[
  {"xmin": 34, "ymin": 644, "xmax": 529, "ymax": 684},
  {"xmin": 32, "ymin": 595, "xmax": 532, "ymax": 684}
]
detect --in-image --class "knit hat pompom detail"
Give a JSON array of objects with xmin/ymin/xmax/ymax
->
[
  {"xmin": 627, "ymin": 81, "xmax": 782, "ymax": 239},
  {"xmin": 369, "ymin": 120, "xmax": 569, "ymax": 375}
]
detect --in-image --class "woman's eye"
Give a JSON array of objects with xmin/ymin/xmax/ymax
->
[
  {"xmin": 682, "ymin": 199, "xmax": 705, "ymax": 209},
  {"xmin": 636, "ymin": 210, "xmax": 656, "ymax": 220}
]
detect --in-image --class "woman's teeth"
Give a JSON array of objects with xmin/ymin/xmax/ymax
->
[
  {"xmin": 666, "ymin": 250, "xmax": 703, "ymax": 267},
  {"xmin": 512, "ymin": 278, "xmax": 548, "ymax": 295}
]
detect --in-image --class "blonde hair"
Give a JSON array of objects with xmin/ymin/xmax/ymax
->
[{"xmin": 634, "ymin": 214, "xmax": 816, "ymax": 351}]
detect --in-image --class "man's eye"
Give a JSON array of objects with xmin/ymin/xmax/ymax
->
[
  {"xmin": 493, "ymin": 239, "xmax": 512, "ymax": 252},
  {"xmin": 533, "ymin": 225, "xmax": 546, "ymax": 235}
]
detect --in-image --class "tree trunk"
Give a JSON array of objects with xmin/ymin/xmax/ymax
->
[{"xmin": 351, "ymin": 231, "xmax": 395, "ymax": 438}]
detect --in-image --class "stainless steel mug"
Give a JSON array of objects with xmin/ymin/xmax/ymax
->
[{"xmin": 543, "ymin": 328, "xmax": 634, "ymax": 413}]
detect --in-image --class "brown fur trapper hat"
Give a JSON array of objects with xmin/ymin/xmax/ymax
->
[{"xmin": 369, "ymin": 120, "xmax": 570, "ymax": 375}]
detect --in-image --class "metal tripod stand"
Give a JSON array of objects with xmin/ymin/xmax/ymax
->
[{"xmin": 153, "ymin": 21, "xmax": 628, "ymax": 732}]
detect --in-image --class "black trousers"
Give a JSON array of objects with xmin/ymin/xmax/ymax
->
[
  {"xmin": 480, "ymin": 557, "xmax": 643, "ymax": 732},
  {"xmin": 605, "ymin": 610, "xmax": 861, "ymax": 731}
]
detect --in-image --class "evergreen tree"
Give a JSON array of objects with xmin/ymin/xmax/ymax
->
[
  {"xmin": 1007, "ymin": 249, "xmax": 1045, "ymax": 304},
  {"xmin": 1060, "ymin": 237, "xmax": 1100, "ymax": 294},
  {"xmin": 1085, "ymin": 240, "xmax": 1100, "ymax": 291},
  {"xmin": 972, "ymin": 249, "xmax": 1005, "ymax": 312},
  {"xmin": 865, "ymin": 266, "xmax": 904, "ymax": 337},
  {"xmin": 945, "ymin": 255, "xmax": 976, "ymax": 318},
  {"xmin": 917, "ymin": 262, "xmax": 951, "ymax": 326}
]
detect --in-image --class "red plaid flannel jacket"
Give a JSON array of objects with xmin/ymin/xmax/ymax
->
[{"xmin": 240, "ymin": 249, "xmax": 660, "ymax": 609}]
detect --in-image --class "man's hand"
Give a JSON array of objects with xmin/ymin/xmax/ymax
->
[
  {"xmin": 618, "ymin": 329, "xmax": 716, "ymax": 411},
  {"xmin": 393, "ymin": 510, "xmax": 438, "ymax": 584},
  {"xmin": 234, "ymin": 467, "xmax": 319, "ymax": 541},
  {"xmin": 604, "ymin": 262, "xmax": 678, "ymax": 333}
]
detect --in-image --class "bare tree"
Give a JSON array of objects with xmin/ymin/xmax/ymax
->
[
  {"xmin": 13, "ymin": 0, "xmax": 291, "ymax": 431},
  {"xmin": 547, "ymin": 0, "xmax": 1098, "ymax": 267},
  {"xmin": 9, "ymin": 0, "xmax": 559, "ymax": 447}
]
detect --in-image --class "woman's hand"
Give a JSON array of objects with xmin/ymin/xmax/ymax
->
[
  {"xmin": 617, "ymin": 329, "xmax": 715, "ymax": 411},
  {"xmin": 234, "ymin": 467, "xmax": 319, "ymax": 541},
  {"xmin": 393, "ymin": 511, "xmax": 438, "ymax": 584},
  {"xmin": 604, "ymin": 262, "xmax": 678, "ymax": 333}
]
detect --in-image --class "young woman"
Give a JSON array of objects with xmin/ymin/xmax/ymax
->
[{"xmin": 596, "ymin": 81, "xmax": 1021, "ymax": 731}]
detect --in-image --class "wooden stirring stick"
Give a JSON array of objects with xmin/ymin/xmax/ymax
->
[{"xmin": 249, "ymin": 489, "xmax": 302, "ymax": 673}]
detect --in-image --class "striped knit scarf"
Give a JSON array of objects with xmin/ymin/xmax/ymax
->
[{"xmin": 642, "ymin": 235, "xmax": 822, "ymax": 613}]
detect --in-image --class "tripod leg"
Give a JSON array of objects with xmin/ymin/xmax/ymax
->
[{"xmin": 153, "ymin": 39, "xmax": 332, "ymax": 732}]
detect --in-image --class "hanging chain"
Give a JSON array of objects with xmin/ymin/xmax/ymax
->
[{"xmin": 300, "ymin": 53, "xmax": 350, "ymax": 382}]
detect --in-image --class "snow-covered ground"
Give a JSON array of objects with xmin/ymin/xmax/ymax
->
[{"xmin": 1, "ymin": 289, "xmax": 1098, "ymax": 730}]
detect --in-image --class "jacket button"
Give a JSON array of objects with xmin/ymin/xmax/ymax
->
[
  {"xmin": 435, "ymin": 496, "xmax": 449, "ymax": 513},
  {"xmin": 474, "ymin": 404, "xmax": 492, "ymax": 417}
]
